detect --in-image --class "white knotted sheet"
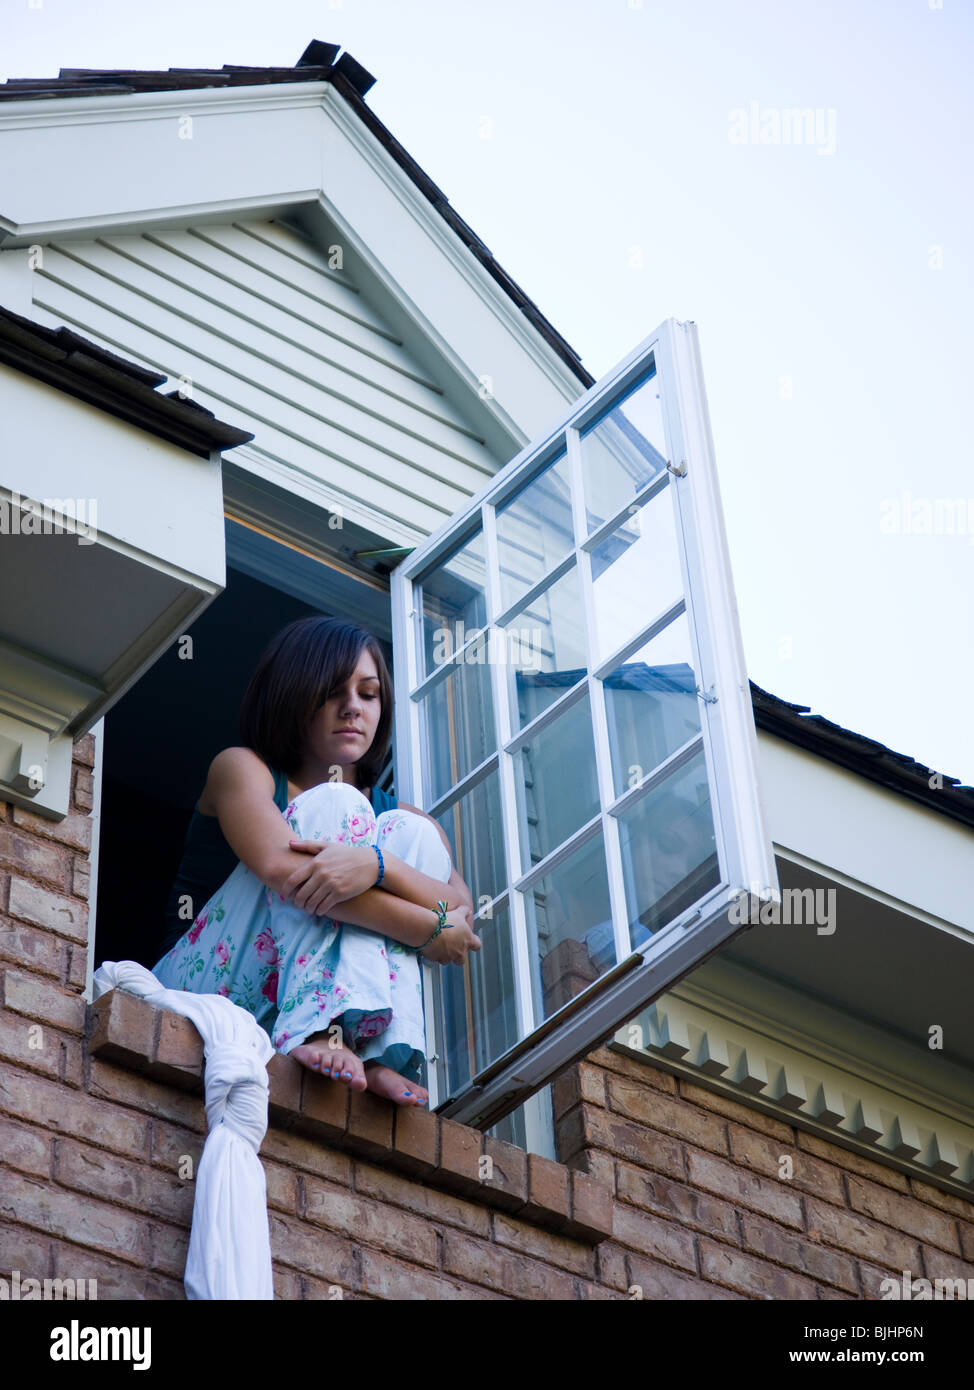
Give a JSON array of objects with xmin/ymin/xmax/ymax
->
[{"xmin": 92, "ymin": 960, "xmax": 275, "ymax": 1300}]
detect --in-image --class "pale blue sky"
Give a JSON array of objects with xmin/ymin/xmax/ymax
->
[{"xmin": 4, "ymin": 0, "xmax": 973, "ymax": 787}]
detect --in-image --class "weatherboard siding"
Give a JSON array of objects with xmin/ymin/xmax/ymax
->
[{"xmin": 29, "ymin": 218, "xmax": 500, "ymax": 539}]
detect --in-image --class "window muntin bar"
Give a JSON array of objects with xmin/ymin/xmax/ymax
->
[
  {"xmin": 601, "ymin": 610, "xmax": 702, "ymax": 799},
  {"xmin": 512, "ymin": 809, "xmax": 603, "ymax": 894},
  {"xmin": 616, "ymin": 745, "xmax": 720, "ymax": 950},
  {"xmin": 512, "ymin": 688, "xmax": 600, "ymax": 874},
  {"xmin": 579, "ymin": 364, "xmax": 669, "ymax": 534},
  {"xmin": 482, "ymin": 497, "xmax": 536, "ymax": 1051},
  {"xmin": 434, "ymin": 896, "xmax": 519, "ymax": 1097},
  {"xmin": 433, "ymin": 761, "xmax": 507, "ymax": 911},
  {"xmin": 520, "ymin": 830, "xmax": 614, "ymax": 1022},
  {"xmin": 418, "ymin": 527, "xmax": 488, "ymax": 678},
  {"xmin": 410, "ymin": 621, "xmax": 493, "ymax": 699},
  {"xmin": 592, "ymin": 597, "xmax": 685, "ymax": 683},
  {"xmin": 589, "ymin": 483, "xmax": 685, "ymax": 668},
  {"xmin": 502, "ymin": 673, "xmax": 588, "ymax": 756},
  {"xmin": 419, "ymin": 649, "xmax": 496, "ymax": 805},
  {"xmin": 426, "ymin": 749, "xmax": 499, "ymax": 819},
  {"xmin": 607, "ymin": 730, "xmax": 705, "ymax": 819},
  {"xmin": 495, "ymin": 450, "xmax": 574, "ymax": 613},
  {"xmin": 492, "ymin": 549, "xmax": 577, "ymax": 631},
  {"xmin": 581, "ymin": 468, "xmax": 671, "ymax": 555},
  {"xmin": 501, "ymin": 564, "xmax": 588, "ymax": 733}
]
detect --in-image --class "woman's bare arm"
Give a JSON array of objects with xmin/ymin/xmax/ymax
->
[
  {"xmin": 205, "ymin": 748, "xmax": 447, "ymax": 949},
  {"xmin": 375, "ymin": 801, "xmax": 475, "ymax": 919}
]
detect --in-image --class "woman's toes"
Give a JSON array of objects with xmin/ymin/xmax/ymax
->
[
  {"xmin": 328, "ymin": 1050, "xmax": 365, "ymax": 1086},
  {"xmin": 290, "ymin": 1043, "xmax": 319, "ymax": 1070},
  {"xmin": 292, "ymin": 1043, "xmax": 364, "ymax": 1088},
  {"xmin": 364, "ymin": 1064, "xmax": 429, "ymax": 1106}
]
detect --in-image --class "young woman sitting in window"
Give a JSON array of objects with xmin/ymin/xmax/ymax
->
[{"xmin": 152, "ymin": 615, "xmax": 480, "ymax": 1106}]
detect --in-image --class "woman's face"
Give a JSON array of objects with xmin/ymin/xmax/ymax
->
[{"xmin": 306, "ymin": 647, "xmax": 383, "ymax": 780}]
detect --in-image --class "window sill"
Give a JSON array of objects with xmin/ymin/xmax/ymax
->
[{"xmin": 87, "ymin": 989, "xmax": 613, "ymax": 1245}]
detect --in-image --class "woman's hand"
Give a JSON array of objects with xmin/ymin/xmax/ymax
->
[
  {"xmin": 418, "ymin": 906, "xmax": 482, "ymax": 966},
  {"xmin": 283, "ymin": 841, "xmax": 380, "ymax": 917}
]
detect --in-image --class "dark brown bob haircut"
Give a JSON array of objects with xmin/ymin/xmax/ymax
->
[{"xmin": 239, "ymin": 616, "xmax": 393, "ymax": 789}]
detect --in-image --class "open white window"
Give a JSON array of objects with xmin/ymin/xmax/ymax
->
[{"xmin": 391, "ymin": 319, "xmax": 779, "ymax": 1131}]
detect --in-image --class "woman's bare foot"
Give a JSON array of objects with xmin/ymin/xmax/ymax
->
[
  {"xmin": 364, "ymin": 1061, "xmax": 428, "ymax": 1107},
  {"xmin": 291, "ymin": 1032, "xmax": 367, "ymax": 1090}
]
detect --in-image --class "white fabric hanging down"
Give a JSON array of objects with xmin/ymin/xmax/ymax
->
[{"xmin": 92, "ymin": 960, "xmax": 275, "ymax": 1300}]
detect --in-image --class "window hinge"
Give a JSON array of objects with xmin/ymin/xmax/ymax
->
[
  {"xmin": 667, "ymin": 459, "xmax": 687, "ymax": 477},
  {"xmin": 696, "ymin": 684, "xmax": 718, "ymax": 704}
]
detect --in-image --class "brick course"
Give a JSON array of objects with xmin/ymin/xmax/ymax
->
[{"xmin": 1, "ymin": 736, "xmax": 973, "ymax": 1300}]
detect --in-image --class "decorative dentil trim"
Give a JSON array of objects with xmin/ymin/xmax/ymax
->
[{"xmin": 613, "ymin": 989, "xmax": 974, "ymax": 1198}]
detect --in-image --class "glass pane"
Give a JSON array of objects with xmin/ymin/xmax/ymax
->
[
  {"xmin": 420, "ymin": 656, "xmax": 496, "ymax": 804},
  {"xmin": 501, "ymin": 565, "xmax": 587, "ymax": 731},
  {"xmin": 435, "ymin": 900, "xmax": 519, "ymax": 1096},
  {"xmin": 603, "ymin": 612, "xmax": 701, "ymax": 797},
  {"xmin": 616, "ymin": 748, "xmax": 720, "ymax": 949},
  {"xmin": 579, "ymin": 366, "xmax": 668, "ymax": 533},
  {"xmin": 513, "ymin": 693, "xmax": 599, "ymax": 872},
  {"xmin": 495, "ymin": 452, "xmax": 574, "ymax": 613},
  {"xmin": 434, "ymin": 770, "xmax": 507, "ymax": 907},
  {"xmin": 589, "ymin": 485, "xmax": 684, "ymax": 667},
  {"xmin": 487, "ymin": 1105, "xmax": 526, "ymax": 1151},
  {"xmin": 521, "ymin": 832, "xmax": 615, "ymax": 1021},
  {"xmin": 419, "ymin": 530, "xmax": 488, "ymax": 677}
]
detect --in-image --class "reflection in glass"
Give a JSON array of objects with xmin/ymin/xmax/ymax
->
[
  {"xmin": 496, "ymin": 452, "xmax": 574, "ymax": 613},
  {"xmin": 616, "ymin": 748, "xmax": 720, "ymax": 948},
  {"xmin": 589, "ymin": 485, "xmax": 684, "ymax": 667},
  {"xmin": 521, "ymin": 832, "xmax": 615, "ymax": 1021},
  {"xmin": 436, "ymin": 900, "xmax": 519, "ymax": 1097},
  {"xmin": 513, "ymin": 693, "xmax": 599, "ymax": 872},
  {"xmin": 487, "ymin": 1104, "xmax": 526, "ymax": 1150},
  {"xmin": 435, "ymin": 770, "xmax": 507, "ymax": 907},
  {"xmin": 420, "ymin": 657, "xmax": 496, "ymax": 805},
  {"xmin": 580, "ymin": 367, "xmax": 668, "ymax": 533},
  {"xmin": 420, "ymin": 530, "xmax": 488, "ymax": 677},
  {"xmin": 602, "ymin": 613, "xmax": 701, "ymax": 797},
  {"xmin": 501, "ymin": 565, "xmax": 587, "ymax": 731}
]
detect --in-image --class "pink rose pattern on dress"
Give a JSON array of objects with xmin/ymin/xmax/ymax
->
[
  {"xmin": 154, "ymin": 794, "xmax": 439, "ymax": 1074},
  {"xmin": 254, "ymin": 928, "xmax": 279, "ymax": 964}
]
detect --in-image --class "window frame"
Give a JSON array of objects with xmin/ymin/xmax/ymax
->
[{"xmin": 391, "ymin": 318, "xmax": 779, "ymax": 1129}]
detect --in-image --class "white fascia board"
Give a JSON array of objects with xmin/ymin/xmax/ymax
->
[
  {"xmin": 0, "ymin": 362, "xmax": 226, "ymax": 814},
  {"xmin": 0, "ymin": 84, "xmax": 327, "ymax": 233},
  {"xmin": 0, "ymin": 82, "xmax": 587, "ymax": 445},
  {"xmin": 313, "ymin": 92, "xmax": 585, "ymax": 440},
  {"xmin": 1, "ymin": 366, "xmax": 225, "ymax": 584},
  {"xmin": 755, "ymin": 728, "xmax": 974, "ymax": 938},
  {"xmin": 0, "ymin": 243, "xmax": 31, "ymax": 314}
]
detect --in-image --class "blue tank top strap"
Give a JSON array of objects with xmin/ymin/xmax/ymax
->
[
  {"xmin": 370, "ymin": 784, "xmax": 398, "ymax": 815},
  {"xmin": 271, "ymin": 766, "xmax": 289, "ymax": 812}
]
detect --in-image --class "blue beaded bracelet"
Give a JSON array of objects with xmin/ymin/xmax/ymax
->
[{"xmin": 373, "ymin": 845, "xmax": 385, "ymax": 887}]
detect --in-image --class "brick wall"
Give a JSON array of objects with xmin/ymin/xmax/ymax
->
[
  {"xmin": 2, "ymin": 734, "xmax": 974, "ymax": 1300},
  {"xmin": 554, "ymin": 1051, "xmax": 974, "ymax": 1299}
]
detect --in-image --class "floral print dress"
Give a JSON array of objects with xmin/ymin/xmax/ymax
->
[{"xmin": 152, "ymin": 780, "xmax": 453, "ymax": 1083}]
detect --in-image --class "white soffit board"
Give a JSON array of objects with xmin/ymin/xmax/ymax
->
[{"xmin": 755, "ymin": 730, "xmax": 974, "ymax": 938}]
